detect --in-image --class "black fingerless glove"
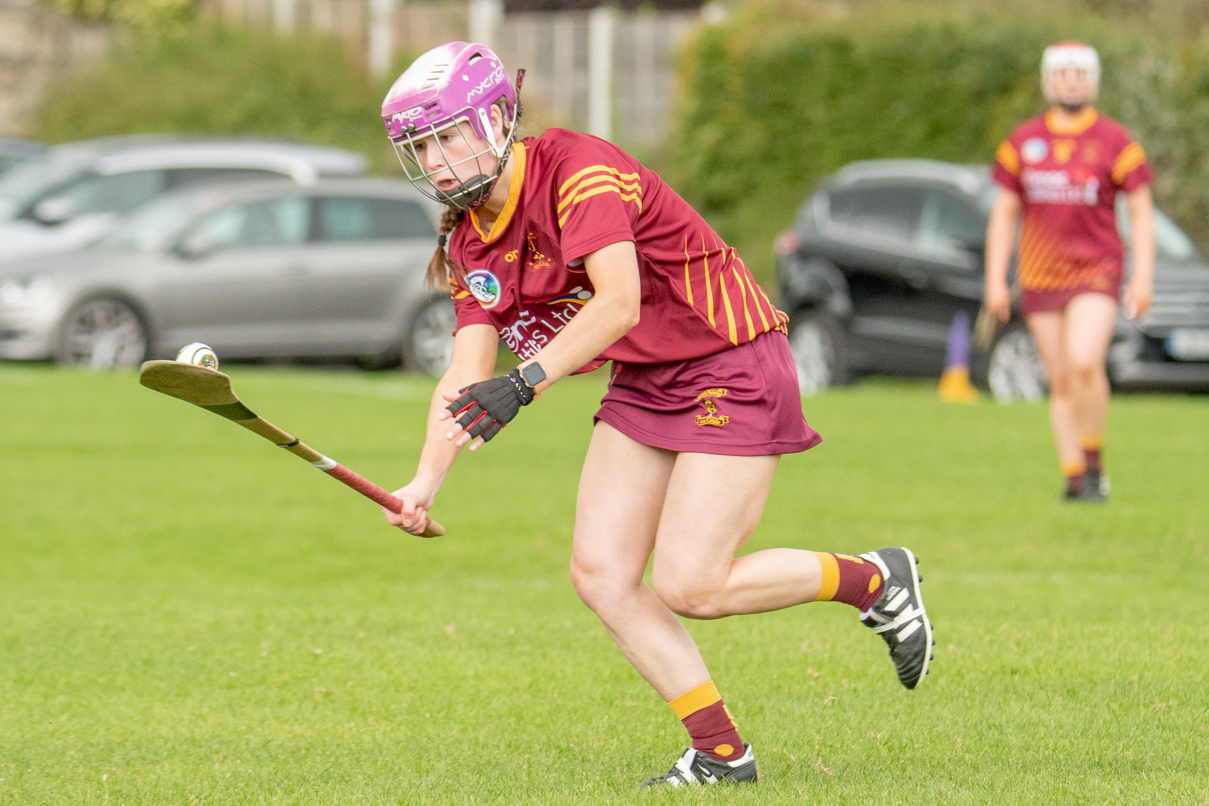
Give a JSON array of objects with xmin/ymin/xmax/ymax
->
[{"xmin": 445, "ymin": 368, "xmax": 536, "ymax": 443}]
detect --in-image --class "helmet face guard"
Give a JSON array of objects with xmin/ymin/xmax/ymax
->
[
  {"xmin": 382, "ymin": 42, "xmax": 522, "ymax": 211},
  {"xmin": 1041, "ymin": 42, "xmax": 1101, "ymax": 105}
]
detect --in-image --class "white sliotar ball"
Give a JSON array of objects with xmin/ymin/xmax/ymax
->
[{"xmin": 176, "ymin": 342, "xmax": 219, "ymax": 370}]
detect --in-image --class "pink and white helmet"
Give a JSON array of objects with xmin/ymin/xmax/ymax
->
[
  {"xmin": 1041, "ymin": 41, "xmax": 1100, "ymax": 99},
  {"xmin": 382, "ymin": 42, "xmax": 522, "ymax": 210}
]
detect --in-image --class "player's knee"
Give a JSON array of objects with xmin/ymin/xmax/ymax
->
[
  {"xmin": 652, "ymin": 574, "xmax": 723, "ymax": 620},
  {"xmin": 1068, "ymin": 354, "xmax": 1103, "ymax": 381},
  {"xmin": 1048, "ymin": 368, "xmax": 1072, "ymax": 397},
  {"xmin": 569, "ymin": 557, "xmax": 628, "ymax": 614}
]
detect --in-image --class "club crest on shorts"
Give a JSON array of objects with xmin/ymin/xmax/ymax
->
[
  {"xmin": 1022, "ymin": 137, "xmax": 1049, "ymax": 164},
  {"xmin": 466, "ymin": 269, "xmax": 502, "ymax": 308},
  {"xmin": 695, "ymin": 388, "xmax": 730, "ymax": 427}
]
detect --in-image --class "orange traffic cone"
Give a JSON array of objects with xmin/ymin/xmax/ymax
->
[{"xmin": 939, "ymin": 310, "xmax": 980, "ymax": 404}]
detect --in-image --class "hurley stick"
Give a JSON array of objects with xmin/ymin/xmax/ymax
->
[{"xmin": 139, "ymin": 360, "xmax": 444, "ymax": 537}]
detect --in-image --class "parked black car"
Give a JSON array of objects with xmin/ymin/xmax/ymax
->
[{"xmin": 775, "ymin": 159, "xmax": 1209, "ymax": 399}]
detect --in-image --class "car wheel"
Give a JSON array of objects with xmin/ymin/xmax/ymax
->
[
  {"xmin": 56, "ymin": 297, "xmax": 148, "ymax": 371},
  {"xmin": 403, "ymin": 296, "xmax": 456, "ymax": 376},
  {"xmin": 985, "ymin": 322, "xmax": 1048, "ymax": 403},
  {"xmin": 787, "ymin": 309, "xmax": 849, "ymax": 396}
]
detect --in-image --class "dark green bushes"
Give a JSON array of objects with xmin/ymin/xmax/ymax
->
[
  {"xmin": 670, "ymin": 4, "xmax": 1206, "ymax": 286},
  {"xmin": 33, "ymin": 25, "xmax": 409, "ymax": 174}
]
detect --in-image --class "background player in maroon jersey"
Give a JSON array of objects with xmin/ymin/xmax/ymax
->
[
  {"xmin": 376, "ymin": 42, "xmax": 934, "ymax": 786},
  {"xmin": 985, "ymin": 42, "xmax": 1155, "ymax": 502}
]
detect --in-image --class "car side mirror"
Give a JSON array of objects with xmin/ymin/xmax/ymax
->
[
  {"xmin": 32, "ymin": 197, "xmax": 75, "ymax": 226},
  {"xmin": 176, "ymin": 232, "xmax": 216, "ymax": 260}
]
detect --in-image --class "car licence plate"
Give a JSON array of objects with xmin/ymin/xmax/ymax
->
[{"xmin": 1165, "ymin": 328, "xmax": 1209, "ymax": 361}]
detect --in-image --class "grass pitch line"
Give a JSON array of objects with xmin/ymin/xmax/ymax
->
[{"xmin": 138, "ymin": 360, "xmax": 444, "ymax": 537}]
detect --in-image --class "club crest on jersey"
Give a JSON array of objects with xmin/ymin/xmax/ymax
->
[
  {"xmin": 466, "ymin": 269, "xmax": 502, "ymax": 308},
  {"xmin": 526, "ymin": 232, "xmax": 554, "ymax": 271},
  {"xmin": 1021, "ymin": 137, "xmax": 1049, "ymax": 164},
  {"xmin": 695, "ymin": 388, "xmax": 730, "ymax": 427}
]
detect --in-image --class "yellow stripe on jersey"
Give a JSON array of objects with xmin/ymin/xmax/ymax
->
[
  {"xmin": 996, "ymin": 140, "xmax": 1020, "ymax": 177},
  {"xmin": 732, "ymin": 265, "xmax": 756, "ymax": 341},
  {"xmin": 701, "ymin": 235, "xmax": 715, "ymax": 327},
  {"xmin": 557, "ymin": 174, "xmax": 641, "ymax": 215},
  {"xmin": 1112, "ymin": 142, "xmax": 1147, "ymax": 185},
  {"xmin": 717, "ymin": 267, "xmax": 738, "ymax": 345},
  {"xmin": 557, "ymin": 183, "xmax": 642, "ymax": 227},
  {"xmin": 683, "ymin": 236, "xmax": 694, "ymax": 306},
  {"xmin": 557, "ymin": 164, "xmax": 640, "ymax": 197},
  {"xmin": 742, "ymin": 271, "xmax": 772, "ymax": 332}
]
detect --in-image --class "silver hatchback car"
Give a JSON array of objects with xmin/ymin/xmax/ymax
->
[
  {"xmin": 0, "ymin": 136, "xmax": 367, "ymax": 262},
  {"xmin": 0, "ymin": 178, "xmax": 456, "ymax": 375}
]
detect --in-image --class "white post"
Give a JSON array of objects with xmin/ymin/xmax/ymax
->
[
  {"xmin": 588, "ymin": 5, "xmax": 614, "ymax": 141},
  {"xmin": 369, "ymin": 0, "xmax": 395, "ymax": 75},
  {"xmin": 272, "ymin": 0, "xmax": 295, "ymax": 33},
  {"xmin": 468, "ymin": 0, "xmax": 503, "ymax": 49}
]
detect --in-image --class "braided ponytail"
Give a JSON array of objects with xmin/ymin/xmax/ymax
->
[{"xmin": 426, "ymin": 206, "xmax": 466, "ymax": 288}]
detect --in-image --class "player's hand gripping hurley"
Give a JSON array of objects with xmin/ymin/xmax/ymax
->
[{"xmin": 139, "ymin": 360, "xmax": 444, "ymax": 537}]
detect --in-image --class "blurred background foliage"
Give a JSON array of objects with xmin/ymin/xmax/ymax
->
[
  {"xmin": 31, "ymin": 24, "xmax": 411, "ymax": 174},
  {"xmin": 670, "ymin": 0, "xmax": 1209, "ymax": 285},
  {"xmin": 29, "ymin": 0, "xmax": 1209, "ymax": 287}
]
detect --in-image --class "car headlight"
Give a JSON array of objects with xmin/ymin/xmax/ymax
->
[{"xmin": 0, "ymin": 275, "xmax": 55, "ymax": 307}]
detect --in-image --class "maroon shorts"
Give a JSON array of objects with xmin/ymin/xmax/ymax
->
[
  {"xmin": 1021, "ymin": 274, "xmax": 1121, "ymax": 316},
  {"xmin": 595, "ymin": 331, "xmax": 822, "ymax": 456}
]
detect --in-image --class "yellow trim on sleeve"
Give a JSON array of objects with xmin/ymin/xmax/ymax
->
[
  {"xmin": 557, "ymin": 164, "xmax": 640, "ymax": 197},
  {"xmin": 1112, "ymin": 142, "xmax": 1147, "ymax": 185},
  {"xmin": 814, "ymin": 552, "xmax": 840, "ymax": 602},
  {"xmin": 996, "ymin": 141, "xmax": 1020, "ymax": 177},
  {"xmin": 669, "ymin": 681, "xmax": 722, "ymax": 720}
]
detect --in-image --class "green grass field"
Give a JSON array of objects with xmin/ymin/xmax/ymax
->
[{"xmin": 1, "ymin": 364, "xmax": 1205, "ymax": 804}]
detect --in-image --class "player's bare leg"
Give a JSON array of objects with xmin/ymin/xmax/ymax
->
[
  {"xmin": 650, "ymin": 451, "xmax": 825, "ymax": 619},
  {"xmin": 569, "ymin": 421, "xmax": 705, "ymax": 701},
  {"xmin": 1063, "ymin": 293, "xmax": 1117, "ymax": 442},
  {"xmin": 1028, "ymin": 311, "xmax": 1083, "ymax": 478}
]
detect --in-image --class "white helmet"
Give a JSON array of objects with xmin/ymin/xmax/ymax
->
[{"xmin": 1041, "ymin": 41, "xmax": 1100, "ymax": 102}]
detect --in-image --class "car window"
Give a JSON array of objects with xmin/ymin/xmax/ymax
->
[
  {"xmin": 53, "ymin": 170, "xmax": 167, "ymax": 215},
  {"xmin": 0, "ymin": 160, "xmax": 83, "ymax": 220},
  {"xmin": 165, "ymin": 167, "xmax": 287, "ymax": 188},
  {"xmin": 316, "ymin": 196, "xmax": 435, "ymax": 242},
  {"xmin": 192, "ymin": 196, "xmax": 309, "ymax": 251},
  {"xmin": 916, "ymin": 189, "xmax": 985, "ymax": 254},
  {"xmin": 826, "ymin": 184, "xmax": 923, "ymax": 242}
]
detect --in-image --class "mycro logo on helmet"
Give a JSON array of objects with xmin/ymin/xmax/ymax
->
[
  {"xmin": 466, "ymin": 270, "xmax": 502, "ymax": 308},
  {"xmin": 466, "ymin": 65, "xmax": 506, "ymax": 104}
]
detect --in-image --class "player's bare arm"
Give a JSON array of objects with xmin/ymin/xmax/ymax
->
[
  {"xmin": 385, "ymin": 323, "xmax": 498, "ymax": 533},
  {"xmin": 984, "ymin": 188, "xmax": 1022, "ymax": 322},
  {"xmin": 1124, "ymin": 185, "xmax": 1155, "ymax": 319}
]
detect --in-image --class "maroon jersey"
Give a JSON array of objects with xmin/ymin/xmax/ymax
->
[
  {"xmin": 447, "ymin": 128, "xmax": 788, "ymax": 370},
  {"xmin": 992, "ymin": 108, "xmax": 1152, "ymax": 293}
]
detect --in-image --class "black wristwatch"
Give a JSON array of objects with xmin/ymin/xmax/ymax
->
[{"xmin": 519, "ymin": 361, "xmax": 547, "ymax": 390}]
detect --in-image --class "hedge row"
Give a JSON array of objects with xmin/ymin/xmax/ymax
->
[
  {"xmin": 33, "ymin": 25, "xmax": 410, "ymax": 175},
  {"xmin": 668, "ymin": 3, "xmax": 1209, "ymax": 287}
]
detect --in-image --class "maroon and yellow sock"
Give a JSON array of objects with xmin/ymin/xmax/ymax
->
[
  {"xmin": 1081, "ymin": 436, "xmax": 1104, "ymax": 472},
  {"xmin": 812, "ymin": 552, "xmax": 884, "ymax": 611},
  {"xmin": 669, "ymin": 681, "xmax": 744, "ymax": 761},
  {"xmin": 1063, "ymin": 460, "xmax": 1086, "ymax": 494}
]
